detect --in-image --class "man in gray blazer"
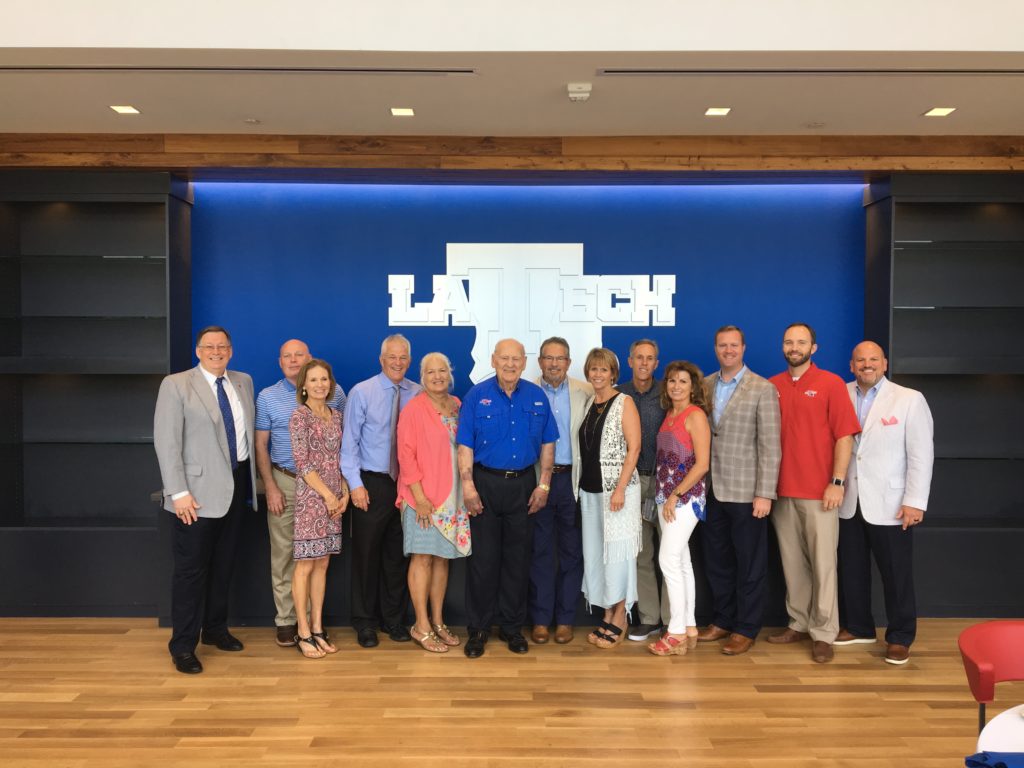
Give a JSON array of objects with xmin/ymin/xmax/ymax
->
[
  {"xmin": 154, "ymin": 326, "xmax": 258, "ymax": 674},
  {"xmin": 697, "ymin": 325, "xmax": 781, "ymax": 655},
  {"xmin": 530, "ymin": 337, "xmax": 593, "ymax": 645},
  {"xmin": 836, "ymin": 341, "xmax": 933, "ymax": 665}
]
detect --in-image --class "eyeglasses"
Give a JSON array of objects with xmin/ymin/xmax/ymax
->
[
  {"xmin": 540, "ymin": 355, "xmax": 569, "ymax": 364},
  {"xmin": 198, "ymin": 344, "xmax": 232, "ymax": 352}
]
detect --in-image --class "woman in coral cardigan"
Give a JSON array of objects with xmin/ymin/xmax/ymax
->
[{"xmin": 395, "ymin": 352, "xmax": 472, "ymax": 653}]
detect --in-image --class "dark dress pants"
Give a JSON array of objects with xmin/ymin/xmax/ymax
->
[
  {"xmin": 350, "ymin": 471, "xmax": 409, "ymax": 631},
  {"xmin": 700, "ymin": 487, "xmax": 768, "ymax": 640},
  {"xmin": 466, "ymin": 468, "xmax": 535, "ymax": 635},
  {"xmin": 169, "ymin": 460, "xmax": 249, "ymax": 656},
  {"xmin": 838, "ymin": 504, "xmax": 916, "ymax": 646},
  {"xmin": 528, "ymin": 471, "xmax": 583, "ymax": 626}
]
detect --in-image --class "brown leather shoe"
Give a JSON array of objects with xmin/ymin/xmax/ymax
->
[
  {"xmin": 835, "ymin": 628, "xmax": 876, "ymax": 645},
  {"xmin": 721, "ymin": 633, "xmax": 755, "ymax": 656},
  {"xmin": 697, "ymin": 624, "xmax": 730, "ymax": 642},
  {"xmin": 531, "ymin": 625, "xmax": 550, "ymax": 644},
  {"xmin": 885, "ymin": 643, "xmax": 910, "ymax": 665},
  {"xmin": 812, "ymin": 641, "xmax": 834, "ymax": 663},
  {"xmin": 554, "ymin": 625, "xmax": 574, "ymax": 644},
  {"xmin": 276, "ymin": 624, "xmax": 298, "ymax": 647},
  {"xmin": 767, "ymin": 628, "xmax": 811, "ymax": 644}
]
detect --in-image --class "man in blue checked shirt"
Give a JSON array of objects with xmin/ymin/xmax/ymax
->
[
  {"xmin": 254, "ymin": 339, "xmax": 347, "ymax": 648},
  {"xmin": 457, "ymin": 338, "xmax": 559, "ymax": 658}
]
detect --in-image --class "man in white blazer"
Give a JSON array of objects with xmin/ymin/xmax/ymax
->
[
  {"xmin": 836, "ymin": 341, "xmax": 933, "ymax": 665},
  {"xmin": 154, "ymin": 326, "xmax": 258, "ymax": 674},
  {"xmin": 529, "ymin": 337, "xmax": 593, "ymax": 645}
]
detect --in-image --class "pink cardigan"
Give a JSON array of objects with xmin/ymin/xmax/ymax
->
[{"xmin": 395, "ymin": 392, "xmax": 460, "ymax": 510}]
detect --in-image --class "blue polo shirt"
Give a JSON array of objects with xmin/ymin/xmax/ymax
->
[
  {"xmin": 457, "ymin": 376, "xmax": 559, "ymax": 471},
  {"xmin": 255, "ymin": 377, "xmax": 347, "ymax": 472}
]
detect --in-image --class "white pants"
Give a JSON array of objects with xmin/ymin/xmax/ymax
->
[{"xmin": 658, "ymin": 499, "xmax": 700, "ymax": 634}]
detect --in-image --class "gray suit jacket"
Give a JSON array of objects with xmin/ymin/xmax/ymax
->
[
  {"xmin": 154, "ymin": 365, "xmax": 258, "ymax": 517},
  {"xmin": 535, "ymin": 376, "xmax": 593, "ymax": 498},
  {"xmin": 704, "ymin": 368, "xmax": 782, "ymax": 503}
]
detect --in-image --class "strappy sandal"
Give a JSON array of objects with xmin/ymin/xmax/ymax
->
[
  {"xmin": 411, "ymin": 626, "xmax": 449, "ymax": 653},
  {"xmin": 587, "ymin": 621, "xmax": 614, "ymax": 645},
  {"xmin": 432, "ymin": 623, "xmax": 460, "ymax": 647},
  {"xmin": 311, "ymin": 630, "xmax": 338, "ymax": 654},
  {"xmin": 296, "ymin": 635, "xmax": 324, "ymax": 659},
  {"xmin": 648, "ymin": 633, "xmax": 688, "ymax": 656},
  {"xmin": 594, "ymin": 623, "xmax": 626, "ymax": 649}
]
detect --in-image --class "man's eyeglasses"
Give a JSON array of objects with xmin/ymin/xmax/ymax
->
[{"xmin": 540, "ymin": 355, "xmax": 569, "ymax": 364}]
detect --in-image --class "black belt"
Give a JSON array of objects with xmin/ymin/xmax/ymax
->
[
  {"xmin": 362, "ymin": 470, "xmax": 394, "ymax": 480},
  {"xmin": 637, "ymin": 469, "xmax": 655, "ymax": 477},
  {"xmin": 552, "ymin": 464, "xmax": 572, "ymax": 474},
  {"xmin": 475, "ymin": 463, "xmax": 532, "ymax": 479},
  {"xmin": 272, "ymin": 464, "xmax": 296, "ymax": 479}
]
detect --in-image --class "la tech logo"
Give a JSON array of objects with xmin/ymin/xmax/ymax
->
[{"xmin": 388, "ymin": 243, "xmax": 676, "ymax": 383}]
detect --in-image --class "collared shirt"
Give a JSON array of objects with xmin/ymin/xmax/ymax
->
[
  {"xmin": 855, "ymin": 376, "xmax": 886, "ymax": 427},
  {"xmin": 457, "ymin": 376, "xmax": 559, "ymax": 470},
  {"xmin": 198, "ymin": 364, "xmax": 249, "ymax": 462},
  {"xmin": 255, "ymin": 377, "xmax": 347, "ymax": 472},
  {"xmin": 540, "ymin": 376, "xmax": 572, "ymax": 465},
  {"xmin": 617, "ymin": 379, "xmax": 666, "ymax": 472},
  {"xmin": 341, "ymin": 372, "xmax": 421, "ymax": 490},
  {"xmin": 713, "ymin": 365, "xmax": 747, "ymax": 427}
]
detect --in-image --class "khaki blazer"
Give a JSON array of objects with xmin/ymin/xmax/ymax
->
[
  {"xmin": 535, "ymin": 376, "xmax": 593, "ymax": 498},
  {"xmin": 154, "ymin": 365, "xmax": 258, "ymax": 517},
  {"xmin": 704, "ymin": 369, "xmax": 782, "ymax": 503}
]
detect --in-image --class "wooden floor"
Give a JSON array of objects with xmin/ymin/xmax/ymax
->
[{"xmin": 0, "ymin": 618, "xmax": 1016, "ymax": 767}]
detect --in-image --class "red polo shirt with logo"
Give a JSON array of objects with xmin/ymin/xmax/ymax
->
[{"xmin": 769, "ymin": 363, "xmax": 861, "ymax": 500}]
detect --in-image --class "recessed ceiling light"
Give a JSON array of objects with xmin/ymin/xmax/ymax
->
[
  {"xmin": 390, "ymin": 107, "xmax": 415, "ymax": 117},
  {"xmin": 109, "ymin": 105, "xmax": 140, "ymax": 114},
  {"xmin": 924, "ymin": 107, "xmax": 956, "ymax": 117},
  {"xmin": 704, "ymin": 107, "xmax": 731, "ymax": 117}
]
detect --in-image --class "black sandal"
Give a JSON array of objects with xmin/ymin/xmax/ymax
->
[
  {"xmin": 587, "ymin": 621, "xmax": 615, "ymax": 645},
  {"xmin": 311, "ymin": 631, "xmax": 338, "ymax": 654},
  {"xmin": 296, "ymin": 635, "xmax": 323, "ymax": 659}
]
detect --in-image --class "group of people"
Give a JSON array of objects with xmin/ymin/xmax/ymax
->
[{"xmin": 153, "ymin": 322, "xmax": 933, "ymax": 674}]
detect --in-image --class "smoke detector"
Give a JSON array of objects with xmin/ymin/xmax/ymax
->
[{"xmin": 567, "ymin": 82, "xmax": 592, "ymax": 103}]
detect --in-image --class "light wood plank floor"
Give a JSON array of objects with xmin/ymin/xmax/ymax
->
[{"xmin": 0, "ymin": 618, "xmax": 1017, "ymax": 767}]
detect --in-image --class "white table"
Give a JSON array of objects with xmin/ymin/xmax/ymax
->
[{"xmin": 978, "ymin": 703, "xmax": 1024, "ymax": 752}]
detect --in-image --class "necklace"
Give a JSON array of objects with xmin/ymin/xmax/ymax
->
[
  {"xmin": 664, "ymin": 403, "xmax": 689, "ymax": 428},
  {"xmin": 582, "ymin": 395, "xmax": 614, "ymax": 451}
]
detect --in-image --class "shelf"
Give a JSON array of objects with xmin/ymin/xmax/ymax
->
[
  {"xmin": 0, "ymin": 357, "xmax": 167, "ymax": 374},
  {"xmin": 9, "ymin": 253, "xmax": 166, "ymax": 260},
  {"xmin": 892, "ymin": 356, "xmax": 1024, "ymax": 375},
  {"xmin": 23, "ymin": 438, "xmax": 153, "ymax": 445},
  {"xmin": 893, "ymin": 242, "xmax": 1024, "ymax": 308}
]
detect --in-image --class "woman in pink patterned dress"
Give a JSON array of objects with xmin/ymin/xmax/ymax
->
[{"xmin": 290, "ymin": 359, "xmax": 349, "ymax": 659}]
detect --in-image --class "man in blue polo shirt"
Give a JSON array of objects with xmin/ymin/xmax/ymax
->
[
  {"xmin": 457, "ymin": 338, "xmax": 559, "ymax": 658},
  {"xmin": 254, "ymin": 338, "xmax": 347, "ymax": 647}
]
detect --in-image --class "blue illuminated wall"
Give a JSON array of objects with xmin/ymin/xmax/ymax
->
[{"xmin": 192, "ymin": 182, "xmax": 865, "ymax": 395}]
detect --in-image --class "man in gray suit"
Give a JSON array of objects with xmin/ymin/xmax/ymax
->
[
  {"xmin": 697, "ymin": 325, "xmax": 781, "ymax": 655},
  {"xmin": 529, "ymin": 337, "xmax": 593, "ymax": 645},
  {"xmin": 154, "ymin": 326, "xmax": 258, "ymax": 674}
]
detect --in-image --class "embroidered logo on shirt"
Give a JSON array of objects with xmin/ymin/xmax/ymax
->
[
  {"xmin": 881, "ymin": 416, "xmax": 899, "ymax": 426},
  {"xmin": 804, "ymin": 390, "xmax": 818, "ymax": 398},
  {"xmin": 479, "ymin": 398, "xmax": 492, "ymax": 406}
]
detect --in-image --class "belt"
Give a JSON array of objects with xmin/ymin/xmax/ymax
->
[
  {"xmin": 475, "ymin": 463, "xmax": 532, "ymax": 479},
  {"xmin": 637, "ymin": 469, "xmax": 655, "ymax": 477},
  {"xmin": 272, "ymin": 464, "xmax": 296, "ymax": 479},
  {"xmin": 551, "ymin": 464, "xmax": 572, "ymax": 474},
  {"xmin": 362, "ymin": 470, "xmax": 394, "ymax": 480}
]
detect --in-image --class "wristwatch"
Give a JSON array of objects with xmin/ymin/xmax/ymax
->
[
  {"xmin": 830, "ymin": 477, "xmax": 845, "ymax": 487},
  {"xmin": 538, "ymin": 483, "xmax": 550, "ymax": 492}
]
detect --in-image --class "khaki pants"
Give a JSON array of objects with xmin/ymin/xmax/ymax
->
[
  {"xmin": 635, "ymin": 474, "xmax": 670, "ymax": 627},
  {"xmin": 268, "ymin": 468, "xmax": 297, "ymax": 626},
  {"xmin": 771, "ymin": 496, "xmax": 839, "ymax": 643}
]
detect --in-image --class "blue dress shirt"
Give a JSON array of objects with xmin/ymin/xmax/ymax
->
[
  {"xmin": 713, "ymin": 365, "xmax": 747, "ymax": 427},
  {"xmin": 457, "ymin": 376, "xmax": 559, "ymax": 470},
  {"xmin": 855, "ymin": 376, "xmax": 886, "ymax": 427},
  {"xmin": 540, "ymin": 377, "xmax": 572, "ymax": 465},
  {"xmin": 341, "ymin": 372, "xmax": 421, "ymax": 491}
]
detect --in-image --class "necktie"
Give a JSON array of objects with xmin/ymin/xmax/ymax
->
[
  {"xmin": 388, "ymin": 384, "xmax": 400, "ymax": 480},
  {"xmin": 216, "ymin": 377, "xmax": 238, "ymax": 470}
]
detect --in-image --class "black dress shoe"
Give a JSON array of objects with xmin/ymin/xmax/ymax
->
[
  {"xmin": 386, "ymin": 624, "xmax": 412, "ymax": 642},
  {"xmin": 498, "ymin": 629, "xmax": 529, "ymax": 654},
  {"xmin": 201, "ymin": 632, "xmax": 244, "ymax": 652},
  {"xmin": 172, "ymin": 652, "xmax": 203, "ymax": 674},
  {"xmin": 356, "ymin": 628, "xmax": 379, "ymax": 648},
  {"xmin": 464, "ymin": 630, "xmax": 488, "ymax": 658}
]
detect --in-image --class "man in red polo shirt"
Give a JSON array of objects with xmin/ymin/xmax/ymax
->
[{"xmin": 767, "ymin": 323, "xmax": 860, "ymax": 663}]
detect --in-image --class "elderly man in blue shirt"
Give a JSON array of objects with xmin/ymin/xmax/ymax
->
[
  {"xmin": 457, "ymin": 338, "xmax": 559, "ymax": 658},
  {"xmin": 341, "ymin": 334, "xmax": 421, "ymax": 648}
]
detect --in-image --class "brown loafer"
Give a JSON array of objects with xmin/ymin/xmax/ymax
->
[
  {"xmin": 554, "ymin": 625, "xmax": 574, "ymax": 644},
  {"xmin": 276, "ymin": 624, "xmax": 298, "ymax": 647},
  {"xmin": 835, "ymin": 628, "xmax": 876, "ymax": 645},
  {"xmin": 767, "ymin": 628, "xmax": 811, "ymax": 644},
  {"xmin": 812, "ymin": 641, "xmax": 834, "ymax": 663},
  {"xmin": 722, "ymin": 633, "xmax": 755, "ymax": 656},
  {"xmin": 531, "ymin": 625, "xmax": 550, "ymax": 644},
  {"xmin": 885, "ymin": 643, "xmax": 910, "ymax": 665},
  {"xmin": 697, "ymin": 624, "xmax": 730, "ymax": 642}
]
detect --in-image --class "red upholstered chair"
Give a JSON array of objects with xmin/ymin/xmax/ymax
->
[{"xmin": 958, "ymin": 620, "xmax": 1024, "ymax": 733}]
